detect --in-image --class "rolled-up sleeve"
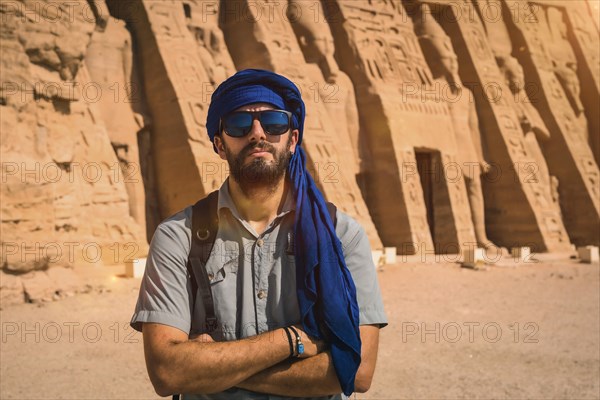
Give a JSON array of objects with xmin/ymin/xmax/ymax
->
[
  {"xmin": 130, "ymin": 209, "xmax": 192, "ymax": 334},
  {"xmin": 336, "ymin": 212, "xmax": 388, "ymax": 328}
]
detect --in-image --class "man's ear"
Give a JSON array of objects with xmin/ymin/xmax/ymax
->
[
  {"xmin": 214, "ymin": 135, "xmax": 227, "ymax": 160},
  {"xmin": 290, "ymin": 129, "xmax": 299, "ymax": 153}
]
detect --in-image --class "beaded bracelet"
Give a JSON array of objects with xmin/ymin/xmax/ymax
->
[{"xmin": 287, "ymin": 326, "xmax": 304, "ymax": 357}]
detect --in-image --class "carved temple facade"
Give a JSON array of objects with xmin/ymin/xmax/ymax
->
[{"xmin": 1, "ymin": 0, "xmax": 598, "ymax": 275}]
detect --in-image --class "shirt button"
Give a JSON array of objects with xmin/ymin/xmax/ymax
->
[
  {"xmin": 257, "ymin": 239, "xmax": 264, "ymax": 247},
  {"xmin": 207, "ymin": 273, "xmax": 214, "ymax": 281},
  {"xmin": 257, "ymin": 289, "xmax": 267, "ymax": 299}
]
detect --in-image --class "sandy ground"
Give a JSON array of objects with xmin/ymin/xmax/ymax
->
[{"xmin": 1, "ymin": 254, "xmax": 599, "ymax": 399}]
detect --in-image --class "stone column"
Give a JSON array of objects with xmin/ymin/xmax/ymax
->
[{"xmin": 504, "ymin": 0, "xmax": 599, "ymax": 246}]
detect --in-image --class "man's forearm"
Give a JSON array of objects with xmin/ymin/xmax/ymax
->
[
  {"xmin": 236, "ymin": 351, "xmax": 342, "ymax": 397},
  {"xmin": 146, "ymin": 327, "xmax": 290, "ymax": 395}
]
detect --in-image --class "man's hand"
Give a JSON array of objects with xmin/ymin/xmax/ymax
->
[{"xmin": 189, "ymin": 333, "xmax": 214, "ymax": 343}]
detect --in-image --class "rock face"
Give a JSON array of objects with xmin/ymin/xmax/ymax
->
[
  {"xmin": 409, "ymin": 0, "xmax": 571, "ymax": 252},
  {"xmin": 324, "ymin": 1, "xmax": 477, "ymax": 253},
  {"xmin": 415, "ymin": 3, "xmax": 498, "ymax": 250},
  {"xmin": 85, "ymin": 16, "xmax": 149, "ymax": 237},
  {"xmin": 219, "ymin": 0, "xmax": 383, "ymax": 249},
  {"xmin": 1, "ymin": 0, "xmax": 599, "ymax": 301},
  {"xmin": 0, "ymin": 0, "xmax": 148, "ymax": 303},
  {"xmin": 111, "ymin": 0, "xmax": 228, "ymax": 220},
  {"xmin": 503, "ymin": 0, "xmax": 599, "ymax": 246},
  {"xmin": 561, "ymin": 0, "xmax": 600, "ymax": 166}
]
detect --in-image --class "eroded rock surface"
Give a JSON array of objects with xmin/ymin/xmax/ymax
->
[{"xmin": 1, "ymin": 0, "xmax": 599, "ymax": 303}]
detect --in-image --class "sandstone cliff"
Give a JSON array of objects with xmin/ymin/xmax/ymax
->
[{"xmin": 1, "ymin": 0, "xmax": 598, "ymax": 304}]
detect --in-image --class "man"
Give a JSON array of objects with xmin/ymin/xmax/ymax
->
[{"xmin": 131, "ymin": 69, "xmax": 387, "ymax": 399}]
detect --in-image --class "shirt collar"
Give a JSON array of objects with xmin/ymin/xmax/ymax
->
[{"xmin": 217, "ymin": 178, "xmax": 296, "ymax": 222}]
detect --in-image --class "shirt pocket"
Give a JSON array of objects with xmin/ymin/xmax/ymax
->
[
  {"xmin": 213, "ymin": 255, "xmax": 239, "ymax": 283},
  {"xmin": 204, "ymin": 243, "xmax": 239, "ymax": 285}
]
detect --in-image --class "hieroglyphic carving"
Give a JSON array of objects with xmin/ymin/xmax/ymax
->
[
  {"xmin": 183, "ymin": 0, "xmax": 236, "ymax": 85},
  {"xmin": 403, "ymin": 149, "xmax": 434, "ymax": 251},
  {"xmin": 565, "ymin": 1, "xmax": 600, "ymax": 86},
  {"xmin": 146, "ymin": 1, "xmax": 186, "ymax": 39},
  {"xmin": 443, "ymin": 153, "xmax": 476, "ymax": 242},
  {"xmin": 545, "ymin": 6, "xmax": 584, "ymax": 115},
  {"xmin": 417, "ymin": 0, "xmax": 571, "ymax": 250},
  {"xmin": 505, "ymin": 0, "xmax": 599, "ymax": 245},
  {"xmin": 288, "ymin": 0, "xmax": 363, "ymax": 180},
  {"xmin": 585, "ymin": 0, "xmax": 600, "ymax": 32},
  {"xmin": 560, "ymin": 0, "xmax": 600, "ymax": 164},
  {"xmin": 220, "ymin": 0, "xmax": 382, "ymax": 248},
  {"xmin": 323, "ymin": 0, "xmax": 476, "ymax": 252},
  {"xmin": 415, "ymin": 3, "xmax": 497, "ymax": 249},
  {"xmin": 474, "ymin": 0, "xmax": 558, "ymax": 218},
  {"xmin": 128, "ymin": 0, "xmax": 224, "ymax": 219}
]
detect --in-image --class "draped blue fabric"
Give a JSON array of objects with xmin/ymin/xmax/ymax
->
[{"xmin": 206, "ymin": 69, "xmax": 361, "ymax": 395}]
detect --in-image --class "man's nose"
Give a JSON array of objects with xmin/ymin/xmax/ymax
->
[{"xmin": 248, "ymin": 118, "xmax": 266, "ymax": 142}]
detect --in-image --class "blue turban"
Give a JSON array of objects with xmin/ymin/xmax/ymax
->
[{"xmin": 206, "ymin": 69, "xmax": 361, "ymax": 395}]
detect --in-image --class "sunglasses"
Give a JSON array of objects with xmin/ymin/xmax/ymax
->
[{"xmin": 220, "ymin": 109, "xmax": 292, "ymax": 137}]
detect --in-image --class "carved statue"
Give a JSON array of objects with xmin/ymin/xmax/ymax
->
[
  {"xmin": 415, "ymin": 5, "xmax": 496, "ymax": 249},
  {"xmin": 86, "ymin": 17, "xmax": 148, "ymax": 235},
  {"xmin": 497, "ymin": 55, "xmax": 553, "ymax": 189},
  {"xmin": 546, "ymin": 6, "xmax": 584, "ymax": 115},
  {"xmin": 287, "ymin": 0, "xmax": 365, "ymax": 180},
  {"xmin": 475, "ymin": 0, "xmax": 555, "ymax": 193},
  {"xmin": 184, "ymin": 0, "xmax": 235, "ymax": 85}
]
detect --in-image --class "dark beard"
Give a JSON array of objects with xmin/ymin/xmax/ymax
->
[{"xmin": 224, "ymin": 137, "xmax": 293, "ymax": 195}]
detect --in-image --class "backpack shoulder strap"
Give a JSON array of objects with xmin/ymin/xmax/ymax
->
[
  {"xmin": 187, "ymin": 196, "xmax": 336, "ymax": 333},
  {"xmin": 187, "ymin": 190, "xmax": 220, "ymax": 333}
]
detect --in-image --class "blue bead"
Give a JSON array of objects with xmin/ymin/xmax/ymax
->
[{"xmin": 297, "ymin": 343, "xmax": 304, "ymax": 355}]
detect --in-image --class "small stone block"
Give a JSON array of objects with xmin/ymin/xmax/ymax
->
[
  {"xmin": 125, "ymin": 258, "xmax": 147, "ymax": 278},
  {"xmin": 384, "ymin": 247, "xmax": 397, "ymax": 264},
  {"xmin": 463, "ymin": 247, "xmax": 486, "ymax": 268},
  {"xmin": 511, "ymin": 247, "xmax": 531, "ymax": 262},
  {"xmin": 577, "ymin": 246, "xmax": 599, "ymax": 263}
]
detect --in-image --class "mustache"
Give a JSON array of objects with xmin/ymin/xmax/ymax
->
[{"xmin": 240, "ymin": 142, "xmax": 276, "ymax": 158}]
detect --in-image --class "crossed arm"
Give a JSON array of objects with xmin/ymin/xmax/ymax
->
[{"xmin": 142, "ymin": 323, "xmax": 380, "ymax": 397}]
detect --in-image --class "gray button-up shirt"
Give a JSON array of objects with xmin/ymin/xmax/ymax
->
[{"xmin": 131, "ymin": 179, "xmax": 387, "ymax": 399}]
